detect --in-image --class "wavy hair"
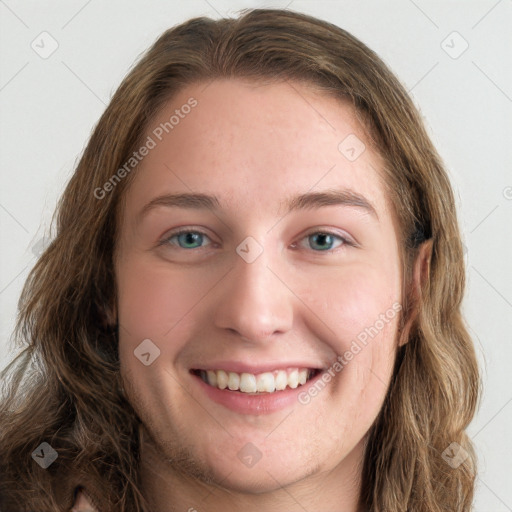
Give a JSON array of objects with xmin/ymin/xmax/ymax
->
[{"xmin": 0, "ymin": 8, "xmax": 481, "ymax": 511}]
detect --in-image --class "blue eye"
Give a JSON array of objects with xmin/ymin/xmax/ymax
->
[
  {"xmin": 162, "ymin": 230, "xmax": 212, "ymax": 249},
  {"xmin": 159, "ymin": 229, "xmax": 352, "ymax": 253},
  {"xmin": 302, "ymin": 232, "xmax": 350, "ymax": 251}
]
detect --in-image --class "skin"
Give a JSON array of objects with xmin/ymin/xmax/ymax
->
[{"xmin": 115, "ymin": 78, "xmax": 432, "ymax": 512}]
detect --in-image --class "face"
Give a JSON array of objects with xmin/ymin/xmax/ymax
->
[{"xmin": 115, "ymin": 78, "xmax": 404, "ymax": 494}]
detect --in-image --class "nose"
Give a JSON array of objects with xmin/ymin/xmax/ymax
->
[{"xmin": 212, "ymin": 246, "xmax": 294, "ymax": 344}]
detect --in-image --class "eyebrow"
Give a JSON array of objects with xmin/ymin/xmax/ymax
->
[{"xmin": 137, "ymin": 189, "xmax": 378, "ymax": 222}]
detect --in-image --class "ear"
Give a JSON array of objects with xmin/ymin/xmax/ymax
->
[{"xmin": 398, "ymin": 238, "xmax": 433, "ymax": 347}]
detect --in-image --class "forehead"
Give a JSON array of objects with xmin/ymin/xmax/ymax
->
[{"xmin": 123, "ymin": 78, "xmax": 390, "ymax": 222}]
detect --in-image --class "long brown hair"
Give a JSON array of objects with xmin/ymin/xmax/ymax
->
[{"xmin": 0, "ymin": 8, "xmax": 481, "ymax": 511}]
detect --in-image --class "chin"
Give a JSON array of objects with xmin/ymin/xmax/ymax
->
[
  {"xmin": 195, "ymin": 442, "xmax": 320, "ymax": 494},
  {"xmin": 207, "ymin": 462, "xmax": 308, "ymax": 494}
]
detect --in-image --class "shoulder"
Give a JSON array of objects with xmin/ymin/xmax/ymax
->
[{"xmin": 70, "ymin": 488, "xmax": 99, "ymax": 512}]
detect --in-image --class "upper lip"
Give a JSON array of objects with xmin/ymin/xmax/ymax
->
[{"xmin": 191, "ymin": 361, "xmax": 326, "ymax": 374}]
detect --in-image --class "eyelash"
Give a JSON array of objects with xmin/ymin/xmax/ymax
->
[{"xmin": 158, "ymin": 227, "xmax": 355, "ymax": 253}]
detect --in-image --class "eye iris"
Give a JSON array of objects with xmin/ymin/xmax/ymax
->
[
  {"xmin": 310, "ymin": 233, "xmax": 334, "ymax": 251},
  {"xmin": 177, "ymin": 232, "xmax": 203, "ymax": 249}
]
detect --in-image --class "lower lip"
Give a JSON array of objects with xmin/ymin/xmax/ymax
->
[{"xmin": 191, "ymin": 371, "xmax": 324, "ymax": 415}]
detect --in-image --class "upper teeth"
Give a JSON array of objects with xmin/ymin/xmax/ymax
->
[{"xmin": 199, "ymin": 368, "xmax": 314, "ymax": 393}]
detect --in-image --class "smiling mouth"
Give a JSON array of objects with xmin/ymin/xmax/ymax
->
[{"xmin": 191, "ymin": 368, "xmax": 322, "ymax": 394}]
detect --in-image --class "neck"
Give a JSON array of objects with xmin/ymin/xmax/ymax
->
[{"xmin": 139, "ymin": 427, "xmax": 367, "ymax": 512}]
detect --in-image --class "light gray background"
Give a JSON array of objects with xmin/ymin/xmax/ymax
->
[{"xmin": 1, "ymin": 1, "xmax": 511, "ymax": 510}]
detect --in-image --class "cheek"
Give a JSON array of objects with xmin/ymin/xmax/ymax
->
[
  {"xmin": 116, "ymin": 255, "xmax": 213, "ymax": 340},
  {"xmin": 115, "ymin": 255, "xmax": 222, "ymax": 382},
  {"xmin": 331, "ymin": 271, "xmax": 400, "ymax": 398},
  {"xmin": 294, "ymin": 258, "xmax": 402, "ymax": 344},
  {"xmin": 309, "ymin": 325, "xmax": 397, "ymax": 457},
  {"xmin": 297, "ymin": 264, "xmax": 400, "ymax": 420}
]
